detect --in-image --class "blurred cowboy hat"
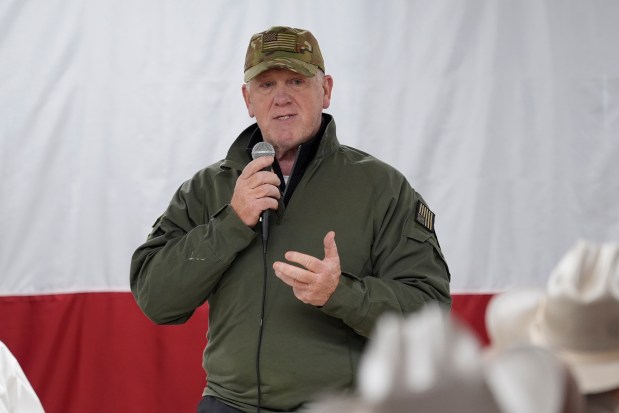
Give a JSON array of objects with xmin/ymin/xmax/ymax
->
[
  {"xmin": 309, "ymin": 305, "xmax": 501, "ymax": 413},
  {"xmin": 484, "ymin": 344, "xmax": 585, "ymax": 413},
  {"xmin": 309, "ymin": 304, "xmax": 583, "ymax": 413},
  {"xmin": 485, "ymin": 240, "xmax": 619, "ymax": 394},
  {"xmin": 486, "ymin": 288, "xmax": 545, "ymax": 349}
]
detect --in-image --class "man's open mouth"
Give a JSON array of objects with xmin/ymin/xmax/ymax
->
[{"xmin": 275, "ymin": 115, "xmax": 294, "ymax": 120}]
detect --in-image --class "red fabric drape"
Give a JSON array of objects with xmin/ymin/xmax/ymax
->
[
  {"xmin": 0, "ymin": 293, "xmax": 208, "ymax": 413},
  {"xmin": 0, "ymin": 292, "xmax": 492, "ymax": 413}
]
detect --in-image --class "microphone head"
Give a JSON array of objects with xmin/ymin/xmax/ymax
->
[{"xmin": 251, "ymin": 141, "xmax": 275, "ymax": 160}]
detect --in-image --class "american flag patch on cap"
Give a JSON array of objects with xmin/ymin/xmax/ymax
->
[
  {"xmin": 262, "ymin": 32, "xmax": 297, "ymax": 52},
  {"xmin": 415, "ymin": 200, "xmax": 435, "ymax": 232}
]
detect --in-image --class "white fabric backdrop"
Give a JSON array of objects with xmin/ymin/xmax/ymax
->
[{"xmin": 1, "ymin": 0, "xmax": 618, "ymax": 295}]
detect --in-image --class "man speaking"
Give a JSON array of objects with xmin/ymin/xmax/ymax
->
[{"xmin": 130, "ymin": 25, "xmax": 451, "ymax": 413}]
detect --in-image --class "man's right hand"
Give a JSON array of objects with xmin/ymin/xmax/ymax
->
[{"xmin": 230, "ymin": 156, "xmax": 281, "ymax": 227}]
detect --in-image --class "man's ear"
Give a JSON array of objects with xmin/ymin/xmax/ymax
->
[
  {"xmin": 241, "ymin": 83, "xmax": 255, "ymax": 118},
  {"xmin": 322, "ymin": 75, "xmax": 334, "ymax": 109}
]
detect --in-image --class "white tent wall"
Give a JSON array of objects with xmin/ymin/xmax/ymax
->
[{"xmin": 2, "ymin": 0, "xmax": 618, "ymax": 295}]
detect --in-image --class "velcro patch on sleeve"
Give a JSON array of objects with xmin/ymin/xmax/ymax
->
[{"xmin": 415, "ymin": 200, "xmax": 435, "ymax": 232}]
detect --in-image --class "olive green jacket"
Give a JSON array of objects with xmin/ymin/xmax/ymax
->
[{"xmin": 130, "ymin": 114, "xmax": 451, "ymax": 413}]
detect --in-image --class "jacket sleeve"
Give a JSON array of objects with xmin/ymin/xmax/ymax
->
[
  {"xmin": 129, "ymin": 177, "xmax": 256, "ymax": 325},
  {"xmin": 320, "ymin": 182, "xmax": 451, "ymax": 338}
]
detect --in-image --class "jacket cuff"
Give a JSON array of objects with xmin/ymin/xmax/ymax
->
[
  {"xmin": 202, "ymin": 204, "xmax": 256, "ymax": 261},
  {"xmin": 320, "ymin": 272, "xmax": 370, "ymax": 334}
]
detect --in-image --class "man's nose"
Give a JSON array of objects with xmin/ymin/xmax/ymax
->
[{"xmin": 273, "ymin": 85, "xmax": 292, "ymax": 105}]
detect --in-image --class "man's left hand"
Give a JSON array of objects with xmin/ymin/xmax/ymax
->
[{"xmin": 273, "ymin": 231, "xmax": 341, "ymax": 306}]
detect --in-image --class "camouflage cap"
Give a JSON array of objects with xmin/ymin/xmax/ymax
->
[{"xmin": 244, "ymin": 26, "xmax": 325, "ymax": 82}]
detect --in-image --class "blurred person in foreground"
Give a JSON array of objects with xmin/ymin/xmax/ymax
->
[
  {"xmin": 0, "ymin": 341, "xmax": 45, "ymax": 413},
  {"xmin": 130, "ymin": 26, "xmax": 451, "ymax": 413},
  {"xmin": 486, "ymin": 240, "xmax": 619, "ymax": 413},
  {"xmin": 307, "ymin": 304, "xmax": 584, "ymax": 413}
]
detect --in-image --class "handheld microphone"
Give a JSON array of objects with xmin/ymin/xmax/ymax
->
[
  {"xmin": 251, "ymin": 142, "xmax": 275, "ymax": 410},
  {"xmin": 251, "ymin": 142, "xmax": 275, "ymax": 247}
]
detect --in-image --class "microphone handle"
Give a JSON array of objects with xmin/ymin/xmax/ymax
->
[
  {"xmin": 261, "ymin": 210, "xmax": 269, "ymax": 245},
  {"xmin": 259, "ymin": 165, "xmax": 272, "ymax": 246}
]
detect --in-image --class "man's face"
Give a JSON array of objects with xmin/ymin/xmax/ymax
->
[{"xmin": 242, "ymin": 68, "xmax": 333, "ymax": 155}]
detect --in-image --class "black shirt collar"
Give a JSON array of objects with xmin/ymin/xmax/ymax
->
[{"xmin": 245, "ymin": 115, "xmax": 328, "ymax": 204}]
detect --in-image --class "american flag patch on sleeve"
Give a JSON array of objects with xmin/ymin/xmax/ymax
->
[{"xmin": 415, "ymin": 200, "xmax": 435, "ymax": 232}]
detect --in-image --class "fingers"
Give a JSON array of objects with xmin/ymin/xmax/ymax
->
[
  {"xmin": 272, "ymin": 232, "xmax": 341, "ymax": 306},
  {"xmin": 284, "ymin": 251, "xmax": 322, "ymax": 273},
  {"xmin": 323, "ymin": 231, "xmax": 338, "ymax": 260},
  {"xmin": 274, "ymin": 260, "xmax": 315, "ymax": 285},
  {"xmin": 240, "ymin": 156, "xmax": 275, "ymax": 179},
  {"xmin": 250, "ymin": 182, "xmax": 281, "ymax": 203},
  {"xmin": 240, "ymin": 157, "xmax": 281, "ymax": 196},
  {"xmin": 274, "ymin": 232, "xmax": 338, "ymax": 279},
  {"xmin": 230, "ymin": 157, "xmax": 281, "ymax": 226}
]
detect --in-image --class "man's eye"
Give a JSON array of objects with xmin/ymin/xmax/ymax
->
[
  {"xmin": 290, "ymin": 79, "xmax": 305, "ymax": 86},
  {"xmin": 259, "ymin": 81, "xmax": 274, "ymax": 89}
]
